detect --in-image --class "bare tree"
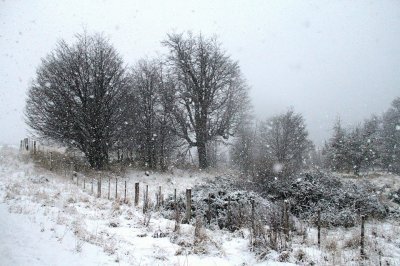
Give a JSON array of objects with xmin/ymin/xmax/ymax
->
[
  {"xmin": 127, "ymin": 59, "xmax": 181, "ymax": 170},
  {"xmin": 258, "ymin": 109, "xmax": 312, "ymax": 176},
  {"xmin": 25, "ymin": 32, "xmax": 129, "ymax": 169},
  {"xmin": 163, "ymin": 32, "xmax": 249, "ymax": 168},
  {"xmin": 130, "ymin": 59, "xmax": 161, "ymax": 169},
  {"xmin": 231, "ymin": 121, "xmax": 257, "ymax": 175}
]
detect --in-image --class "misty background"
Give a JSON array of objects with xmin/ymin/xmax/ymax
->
[{"xmin": 1, "ymin": 0, "xmax": 399, "ymax": 146}]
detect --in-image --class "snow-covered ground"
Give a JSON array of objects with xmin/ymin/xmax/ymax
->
[
  {"xmin": 0, "ymin": 202, "xmax": 119, "ymax": 266},
  {"xmin": 1, "ymin": 146, "xmax": 399, "ymax": 265}
]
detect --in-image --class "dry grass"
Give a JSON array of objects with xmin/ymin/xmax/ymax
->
[
  {"xmin": 294, "ymin": 249, "xmax": 307, "ymax": 263},
  {"xmin": 28, "ymin": 149, "xmax": 90, "ymax": 177},
  {"xmin": 324, "ymin": 237, "xmax": 338, "ymax": 252},
  {"xmin": 278, "ymin": 250, "xmax": 291, "ymax": 262},
  {"xmin": 343, "ymin": 232, "xmax": 361, "ymax": 249}
]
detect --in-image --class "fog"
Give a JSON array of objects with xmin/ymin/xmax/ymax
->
[{"xmin": 1, "ymin": 0, "xmax": 399, "ymax": 146}]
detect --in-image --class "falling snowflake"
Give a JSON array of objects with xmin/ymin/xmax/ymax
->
[{"xmin": 273, "ymin": 163, "xmax": 283, "ymax": 173}]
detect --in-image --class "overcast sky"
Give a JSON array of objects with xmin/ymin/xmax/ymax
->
[{"xmin": 1, "ymin": 0, "xmax": 399, "ymax": 146}]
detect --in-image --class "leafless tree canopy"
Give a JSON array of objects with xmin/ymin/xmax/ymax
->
[
  {"xmin": 232, "ymin": 109, "xmax": 312, "ymax": 177},
  {"xmin": 25, "ymin": 31, "xmax": 250, "ymax": 170},
  {"xmin": 163, "ymin": 33, "xmax": 250, "ymax": 168},
  {"xmin": 23, "ymin": 30, "xmax": 400, "ymax": 180},
  {"xmin": 126, "ymin": 59, "xmax": 181, "ymax": 170},
  {"xmin": 259, "ymin": 109, "xmax": 311, "ymax": 176},
  {"xmin": 260, "ymin": 109, "xmax": 312, "ymax": 176},
  {"xmin": 25, "ymin": 33, "xmax": 129, "ymax": 169}
]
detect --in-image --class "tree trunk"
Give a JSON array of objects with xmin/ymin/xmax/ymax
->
[
  {"xmin": 87, "ymin": 146, "xmax": 108, "ymax": 170},
  {"xmin": 197, "ymin": 142, "xmax": 208, "ymax": 169}
]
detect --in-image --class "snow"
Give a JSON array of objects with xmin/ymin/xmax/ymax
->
[
  {"xmin": 272, "ymin": 163, "xmax": 283, "ymax": 173},
  {"xmin": 0, "ymin": 202, "xmax": 118, "ymax": 266},
  {"xmin": 0, "ymin": 147, "xmax": 267, "ymax": 265},
  {"xmin": 1, "ymin": 146, "xmax": 399, "ymax": 265}
]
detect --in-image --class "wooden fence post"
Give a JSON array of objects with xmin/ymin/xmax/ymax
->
[
  {"xmin": 49, "ymin": 152, "xmax": 53, "ymax": 171},
  {"xmin": 207, "ymin": 193, "xmax": 211, "ymax": 224},
  {"xmin": 143, "ymin": 185, "xmax": 149, "ymax": 213},
  {"xmin": 174, "ymin": 188, "xmax": 180, "ymax": 232},
  {"xmin": 108, "ymin": 178, "xmax": 111, "ymax": 200},
  {"xmin": 135, "ymin": 182, "xmax": 139, "ymax": 206},
  {"xmin": 158, "ymin": 186, "xmax": 162, "ymax": 209},
  {"xmin": 251, "ymin": 199, "xmax": 255, "ymax": 232},
  {"xmin": 317, "ymin": 209, "xmax": 321, "ymax": 248},
  {"xmin": 83, "ymin": 178, "xmax": 86, "ymax": 190},
  {"xmin": 186, "ymin": 188, "xmax": 192, "ymax": 222},
  {"xmin": 115, "ymin": 178, "xmax": 118, "ymax": 199},
  {"xmin": 155, "ymin": 192, "xmax": 159, "ymax": 208},
  {"xmin": 161, "ymin": 186, "xmax": 164, "ymax": 206},
  {"xmin": 146, "ymin": 185, "xmax": 149, "ymax": 211},
  {"xmin": 97, "ymin": 177, "xmax": 101, "ymax": 198},
  {"xmin": 91, "ymin": 178, "xmax": 94, "ymax": 194},
  {"xmin": 174, "ymin": 189, "xmax": 177, "ymax": 203},
  {"xmin": 124, "ymin": 180, "xmax": 127, "ymax": 202},
  {"xmin": 283, "ymin": 199, "xmax": 289, "ymax": 245},
  {"xmin": 361, "ymin": 215, "xmax": 366, "ymax": 259},
  {"xmin": 33, "ymin": 141, "xmax": 36, "ymax": 155},
  {"xmin": 227, "ymin": 195, "xmax": 231, "ymax": 229}
]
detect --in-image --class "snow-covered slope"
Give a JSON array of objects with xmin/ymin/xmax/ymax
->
[
  {"xmin": 1, "ymin": 146, "xmax": 399, "ymax": 265},
  {"xmin": 0, "ymin": 146, "xmax": 295, "ymax": 265}
]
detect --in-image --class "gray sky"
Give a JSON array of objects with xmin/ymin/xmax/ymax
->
[{"xmin": 1, "ymin": 0, "xmax": 399, "ymax": 146}]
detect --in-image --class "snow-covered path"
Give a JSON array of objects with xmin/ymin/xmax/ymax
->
[{"xmin": 0, "ymin": 202, "xmax": 117, "ymax": 266}]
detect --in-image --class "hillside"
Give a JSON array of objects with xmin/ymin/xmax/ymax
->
[{"xmin": 1, "ymin": 146, "xmax": 399, "ymax": 265}]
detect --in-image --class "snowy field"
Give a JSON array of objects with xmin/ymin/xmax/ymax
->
[{"xmin": 1, "ymin": 145, "xmax": 400, "ymax": 265}]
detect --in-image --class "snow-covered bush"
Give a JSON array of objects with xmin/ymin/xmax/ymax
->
[
  {"xmin": 256, "ymin": 171, "xmax": 387, "ymax": 227},
  {"xmin": 162, "ymin": 176, "xmax": 284, "ymax": 232},
  {"xmin": 162, "ymin": 176, "xmax": 297, "ymax": 254},
  {"xmin": 389, "ymin": 188, "xmax": 400, "ymax": 204}
]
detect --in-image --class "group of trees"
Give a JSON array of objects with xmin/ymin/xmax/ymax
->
[
  {"xmin": 122, "ymin": 59, "xmax": 180, "ymax": 171},
  {"xmin": 231, "ymin": 97, "xmax": 400, "ymax": 179},
  {"xmin": 24, "ymin": 31, "xmax": 399, "ymax": 176},
  {"xmin": 25, "ymin": 32, "xmax": 250, "ymax": 170},
  {"xmin": 323, "ymin": 97, "xmax": 400, "ymax": 175},
  {"xmin": 231, "ymin": 109, "xmax": 313, "ymax": 178}
]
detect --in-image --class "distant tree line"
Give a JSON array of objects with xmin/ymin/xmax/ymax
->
[
  {"xmin": 231, "ymin": 97, "xmax": 400, "ymax": 180},
  {"xmin": 25, "ymin": 32, "xmax": 250, "ymax": 170},
  {"xmin": 323, "ymin": 97, "xmax": 400, "ymax": 175}
]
